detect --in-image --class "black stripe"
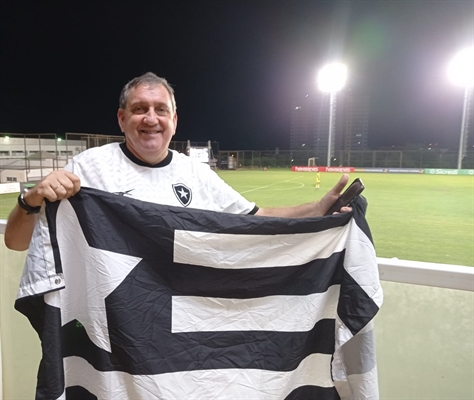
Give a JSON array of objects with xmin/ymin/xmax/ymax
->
[
  {"xmin": 352, "ymin": 195, "xmax": 374, "ymax": 244},
  {"xmin": 68, "ymin": 187, "xmax": 352, "ymax": 258},
  {"xmin": 62, "ymin": 318, "xmax": 335, "ymax": 374},
  {"xmin": 285, "ymin": 385, "xmax": 340, "ymax": 400},
  {"xmin": 130, "ymin": 251, "xmax": 345, "ymax": 298},
  {"xmin": 337, "ymin": 268, "xmax": 380, "ymax": 335},
  {"xmin": 15, "ymin": 298, "xmax": 65, "ymax": 400},
  {"xmin": 65, "ymin": 386, "xmax": 98, "ymax": 400},
  {"xmin": 44, "ymin": 200, "xmax": 63, "ymax": 274}
]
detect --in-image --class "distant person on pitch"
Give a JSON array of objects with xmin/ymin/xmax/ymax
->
[{"xmin": 4, "ymin": 72, "xmax": 351, "ymax": 251}]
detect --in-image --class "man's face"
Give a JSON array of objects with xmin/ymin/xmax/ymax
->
[{"xmin": 117, "ymin": 84, "xmax": 178, "ymax": 164}]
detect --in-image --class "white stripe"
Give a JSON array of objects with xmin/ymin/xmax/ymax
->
[
  {"xmin": 172, "ymin": 285, "xmax": 340, "ymax": 332},
  {"xmin": 174, "ymin": 225, "xmax": 348, "ymax": 269},
  {"xmin": 64, "ymin": 353, "xmax": 335, "ymax": 400},
  {"xmin": 344, "ymin": 219, "xmax": 382, "ymax": 306}
]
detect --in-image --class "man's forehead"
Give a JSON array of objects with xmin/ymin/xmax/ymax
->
[{"xmin": 128, "ymin": 84, "xmax": 171, "ymax": 102}]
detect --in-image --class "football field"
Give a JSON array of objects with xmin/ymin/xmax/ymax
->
[
  {"xmin": 216, "ymin": 170, "xmax": 474, "ymax": 267},
  {"xmin": 1, "ymin": 171, "xmax": 473, "ymax": 266}
]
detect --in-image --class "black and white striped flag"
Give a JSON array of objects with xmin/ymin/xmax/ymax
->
[{"xmin": 16, "ymin": 187, "xmax": 382, "ymax": 399}]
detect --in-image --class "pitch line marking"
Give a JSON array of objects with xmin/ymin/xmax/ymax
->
[
  {"xmin": 240, "ymin": 178, "xmax": 305, "ymax": 194},
  {"xmin": 274, "ymin": 181, "xmax": 305, "ymax": 191}
]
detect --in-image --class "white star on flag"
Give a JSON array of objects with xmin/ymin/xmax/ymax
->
[{"xmin": 47, "ymin": 200, "xmax": 142, "ymax": 352}]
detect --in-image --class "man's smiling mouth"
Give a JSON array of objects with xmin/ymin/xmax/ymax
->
[{"xmin": 139, "ymin": 129, "xmax": 162, "ymax": 134}]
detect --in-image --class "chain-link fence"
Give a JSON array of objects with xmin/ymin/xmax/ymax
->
[
  {"xmin": 0, "ymin": 133, "xmax": 201, "ymax": 182},
  {"xmin": 1, "ymin": 133, "xmax": 473, "ymax": 183},
  {"xmin": 217, "ymin": 149, "xmax": 474, "ymax": 169}
]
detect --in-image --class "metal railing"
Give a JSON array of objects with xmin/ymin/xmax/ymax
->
[
  {"xmin": 217, "ymin": 149, "xmax": 474, "ymax": 169},
  {"xmin": 2, "ymin": 133, "xmax": 474, "ymax": 170},
  {"xmin": 1, "ymin": 219, "xmax": 473, "ymax": 399},
  {"xmin": 1, "ymin": 219, "xmax": 472, "ymax": 291}
]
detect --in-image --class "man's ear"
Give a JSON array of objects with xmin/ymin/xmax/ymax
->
[
  {"xmin": 117, "ymin": 108, "xmax": 125, "ymax": 132},
  {"xmin": 172, "ymin": 112, "xmax": 178, "ymax": 136}
]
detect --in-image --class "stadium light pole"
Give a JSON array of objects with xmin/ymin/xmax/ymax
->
[
  {"xmin": 447, "ymin": 47, "xmax": 474, "ymax": 169},
  {"xmin": 317, "ymin": 63, "xmax": 347, "ymax": 167}
]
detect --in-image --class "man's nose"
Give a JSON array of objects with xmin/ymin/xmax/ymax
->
[{"xmin": 143, "ymin": 109, "xmax": 159, "ymax": 125}]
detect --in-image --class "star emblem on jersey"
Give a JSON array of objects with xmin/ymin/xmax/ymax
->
[{"xmin": 172, "ymin": 184, "xmax": 192, "ymax": 207}]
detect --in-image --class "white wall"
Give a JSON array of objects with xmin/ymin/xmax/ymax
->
[
  {"xmin": 0, "ymin": 137, "xmax": 84, "ymax": 157},
  {"xmin": 0, "ymin": 182, "xmax": 21, "ymax": 194},
  {"xmin": 0, "ymin": 168, "xmax": 61, "ymax": 184},
  {"xmin": 0, "ymin": 171, "xmax": 25, "ymax": 185}
]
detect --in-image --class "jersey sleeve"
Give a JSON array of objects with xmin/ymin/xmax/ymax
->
[
  {"xmin": 201, "ymin": 166, "xmax": 258, "ymax": 214},
  {"xmin": 64, "ymin": 159, "xmax": 74, "ymax": 173},
  {"xmin": 17, "ymin": 207, "xmax": 65, "ymax": 299}
]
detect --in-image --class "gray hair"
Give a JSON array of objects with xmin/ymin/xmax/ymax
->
[{"xmin": 119, "ymin": 72, "xmax": 177, "ymax": 112}]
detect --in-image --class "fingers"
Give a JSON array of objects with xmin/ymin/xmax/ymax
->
[
  {"xmin": 316, "ymin": 174, "xmax": 352, "ymax": 216},
  {"xmin": 330, "ymin": 173, "xmax": 349, "ymax": 196},
  {"xmin": 24, "ymin": 170, "xmax": 81, "ymax": 206},
  {"xmin": 337, "ymin": 206, "xmax": 352, "ymax": 214},
  {"xmin": 43, "ymin": 171, "xmax": 81, "ymax": 201},
  {"xmin": 54, "ymin": 171, "xmax": 81, "ymax": 199}
]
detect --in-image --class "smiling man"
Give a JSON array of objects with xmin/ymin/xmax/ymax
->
[
  {"xmin": 117, "ymin": 75, "xmax": 178, "ymax": 165},
  {"xmin": 4, "ymin": 72, "xmax": 350, "ymax": 251}
]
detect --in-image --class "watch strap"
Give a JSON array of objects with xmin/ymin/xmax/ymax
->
[{"xmin": 18, "ymin": 193, "xmax": 41, "ymax": 215}]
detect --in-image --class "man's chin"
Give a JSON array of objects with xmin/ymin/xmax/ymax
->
[{"xmin": 126, "ymin": 141, "xmax": 168, "ymax": 163}]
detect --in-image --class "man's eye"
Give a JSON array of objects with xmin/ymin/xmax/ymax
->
[
  {"xmin": 132, "ymin": 106, "xmax": 146, "ymax": 114},
  {"xmin": 157, "ymin": 107, "xmax": 170, "ymax": 116}
]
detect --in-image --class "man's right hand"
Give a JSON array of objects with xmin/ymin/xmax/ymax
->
[
  {"xmin": 4, "ymin": 170, "xmax": 81, "ymax": 251},
  {"xmin": 23, "ymin": 170, "xmax": 81, "ymax": 207}
]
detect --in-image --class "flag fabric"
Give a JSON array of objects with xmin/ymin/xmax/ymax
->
[{"xmin": 15, "ymin": 187, "xmax": 382, "ymax": 400}]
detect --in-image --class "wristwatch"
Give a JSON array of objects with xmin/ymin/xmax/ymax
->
[{"xmin": 18, "ymin": 192, "xmax": 41, "ymax": 214}]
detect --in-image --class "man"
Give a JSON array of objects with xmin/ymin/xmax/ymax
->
[{"xmin": 4, "ymin": 72, "xmax": 350, "ymax": 251}]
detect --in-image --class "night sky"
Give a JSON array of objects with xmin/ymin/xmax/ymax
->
[{"xmin": 1, "ymin": 0, "xmax": 473, "ymax": 150}]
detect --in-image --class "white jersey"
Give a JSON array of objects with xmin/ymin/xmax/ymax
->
[{"xmin": 64, "ymin": 142, "xmax": 257, "ymax": 214}]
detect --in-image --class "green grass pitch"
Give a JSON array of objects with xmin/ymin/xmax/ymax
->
[
  {"xmin": 216, "ymin": 170, "xmax": 474, "ymax": 267},
  {"xmin": 1, "ymin": 171, "xmax": 473, "ymax": 266},
  {"xmin": 0, "ymin": 192, "xmax": 17, "ymax": 221}
]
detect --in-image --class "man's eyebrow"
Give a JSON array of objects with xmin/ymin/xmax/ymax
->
[
  {"xmin": 127, "ymin": 102, "xmax": 143, "ymax": 109},
  {"xmin": 129, "ymin": 101, "xmax": 170, "ymax": 107}
]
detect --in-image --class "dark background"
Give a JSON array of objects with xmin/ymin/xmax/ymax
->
[{"xmin": 0, "ymin": 0, "xmax": 472, "ymax": 150}]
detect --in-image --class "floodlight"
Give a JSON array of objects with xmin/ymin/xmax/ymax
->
[
  {"xmin": 447, "ymin": 48, "xmax": 474, "ymax": 87},
  {"xmin": 317, "ymin": 62, "xmax": 348, "ymax": 166},
  {"xmin": 317, "ymin": 63, "xmax": 348, "ymax": 93},
  {"xmin": 447, "ymin": 47, "xmax": 474, "ymax": 168}
]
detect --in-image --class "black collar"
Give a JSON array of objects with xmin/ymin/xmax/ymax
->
[{"xmin": 120, "ymin": 142, "xmax": 173, "ymax": 168}]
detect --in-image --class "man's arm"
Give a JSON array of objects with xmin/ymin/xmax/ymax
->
[
  {"xmin": 4, "ymin": 170, "xmax": 81, "ymax": 251},
  {"xmin": 255, "ymin": 174, "xmax": 350, "ymax": 218}
]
